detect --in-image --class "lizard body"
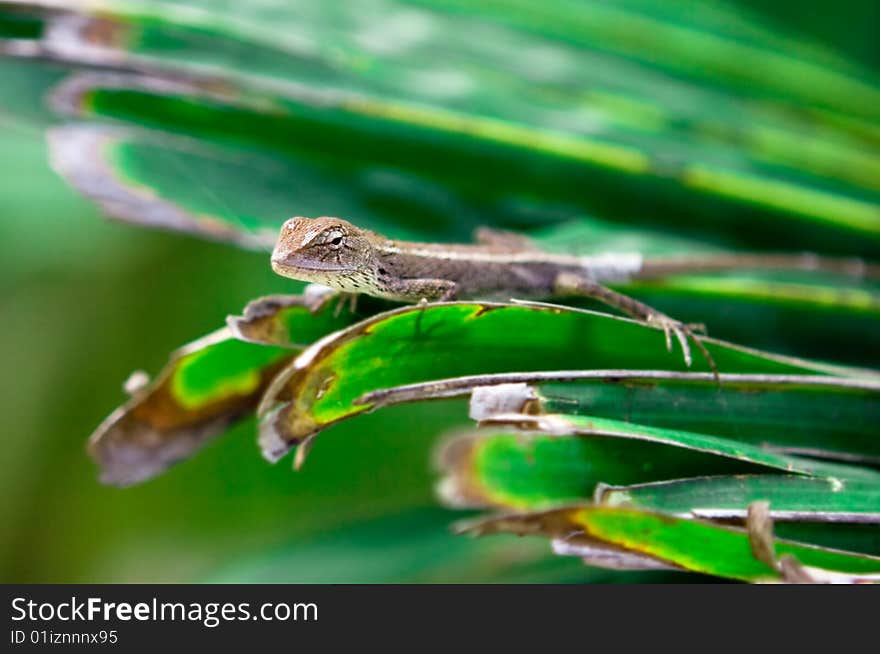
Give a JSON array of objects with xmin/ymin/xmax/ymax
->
[
  {"xmin": 270, "ymin": 216, "xmax": 712, "ymax": 371},
  {"xmin": 270, "ymin": 216, "xmax": 879, "ymax": 374},
  {"xmin": 271, "ymin": 217, "xmax": 645, "ymax": 301}
]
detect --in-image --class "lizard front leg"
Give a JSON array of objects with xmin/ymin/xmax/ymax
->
[
  {"xmin": 332, "ymin": 292, "xmax": 359, "ymax": 317},
  {"xmin": 385, "ymin": 277, "xmax": 459, "ymax": 302},
  {"xmin": 554, "ymin": 272, "xmax": 718, "ymax": 378}
]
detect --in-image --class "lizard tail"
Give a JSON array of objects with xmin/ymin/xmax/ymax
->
[{"xmin": 638, "ymin": 253, "xmax": 880, "ymax": 281}]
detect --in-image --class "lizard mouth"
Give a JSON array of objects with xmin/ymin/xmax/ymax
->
[{"xmin": 270, "ymin": 251, "xmax": 349, "ymax": 277}]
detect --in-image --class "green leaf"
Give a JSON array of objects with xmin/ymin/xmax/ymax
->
[
  {"xmin": 471, "ymin": 412, "xmax": 877, "ymax": 480},
  {"xmin": 438, "ymin": 428, "xmax": 880, "ymax": 516},
  {"xmin": 414, "ymin": 0, "xmax": 880, "ymax": 122},
  {"xmin": 437, "ymin": 430, "xmax": 762, "ymax": 510},
  {"xmin": 227, "ymin": 290, "xmax": 389, "ymax": 347},
  {"xmin": 89, "ymin": 291, "xmax": 357, "ymax": 486},
  {"xmin": 257, "ymin": 301, "xmax": 864, "ymax": 462},
  {"xmin": 462, "ymin": 505, "xmax": 880, "ymax": 581},
  {"xmin": 416, "ymin": 371, "xmax": 880, "ymax": 527},
  {"xmin": 600, "ymin": 475, "xmax": 880, "ymax": 521},
  {"xmin": 88, "ymin": 328, "xmax": 289, "ymax": 486},
  {"xmin": 6, "ymin": 2, "xmax": 880, "ymax": 252},
  {"xmin": 366, "ymin": 371, "xmax": 880, "ymax": 462},
  {"xmin": 517, "ymin": 374, "xmax": 880, "ymax": 461},
  {"xmin": 5, "ymin": 0, "xmax": 880, "ymax": 583},
  {"xmin": 49, "ymin": 69, "xmax": 880, "ymax": 252}
]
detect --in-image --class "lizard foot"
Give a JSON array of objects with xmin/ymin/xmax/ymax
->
[
  {"xmin": 332, "ymin": 292, "xmax": 358, "ymax": 318},
  {"xmin": 646, "ymin": 313, "xmax": 718, "ymax": 379}
]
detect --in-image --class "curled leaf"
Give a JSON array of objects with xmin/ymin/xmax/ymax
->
[
  {"xmin": 459, "ymin": 505, "xmax": 880, "ymax": 581},
  {"xmin": 257, "ymin": 301, "xmax": 844, "ymax": 463},
  {"xmin": 90, "ymin": 291, "xmax": 361, "ymax": 485}
]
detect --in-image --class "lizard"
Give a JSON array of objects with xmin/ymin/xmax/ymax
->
[{"xmin": 270, "ymin": 216, "xmax": 880, "ymax": 375}]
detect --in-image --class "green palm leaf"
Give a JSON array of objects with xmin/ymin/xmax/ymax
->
[{"xmin": 2, "ymin": 0, "xmax": 879, "ymax": 582}]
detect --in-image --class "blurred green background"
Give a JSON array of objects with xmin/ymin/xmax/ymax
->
[{"xmin": 0, "ymin": 0, "xmax": 877, "ymax": 583}]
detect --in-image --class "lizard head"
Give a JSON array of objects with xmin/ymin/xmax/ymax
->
[{"xmin": 271, "ymin": 216, "xmax": 377, "ymax": 290}]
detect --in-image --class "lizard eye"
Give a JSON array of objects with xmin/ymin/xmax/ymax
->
[{"xmin": 324, "ymin": 229, "xmax": 345, "ymax": 249}]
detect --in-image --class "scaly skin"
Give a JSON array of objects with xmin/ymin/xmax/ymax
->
[
  {"xmin": 270, "ymin": 216, "xmax": 879, "ymax": 375},
  {"xmin": 270, "ymin": 216, "xmax": 717, "ymax": 373}
]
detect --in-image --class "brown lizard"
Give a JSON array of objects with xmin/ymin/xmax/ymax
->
[{"xmin": 271, "ymin": 216, "xmax": 879, "ymax": 374}]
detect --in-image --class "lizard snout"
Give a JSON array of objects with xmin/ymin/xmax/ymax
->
[
  {"xmin": 270, "ymin": 243, "xmax": 286, "ymax": 263},
  {"xmin": 270, "ymin": 244, "xmax": 298, "ymax": 276}
]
